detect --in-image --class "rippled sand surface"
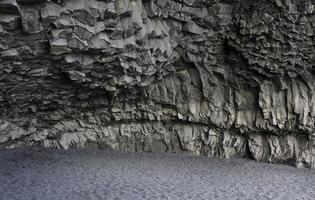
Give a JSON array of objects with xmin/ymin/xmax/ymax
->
[{"xmin": 0, "ymin": 148, "xmax": 315, "ymax": 200}]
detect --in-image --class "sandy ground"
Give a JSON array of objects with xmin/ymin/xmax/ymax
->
[{"xmin": 0, "ymin": 148, "xmax": 315, "ymax": 200}]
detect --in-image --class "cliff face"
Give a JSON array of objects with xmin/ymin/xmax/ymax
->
[{"xmin": 0, "ymin": 0, "xmax": 314, "ymax": 168}]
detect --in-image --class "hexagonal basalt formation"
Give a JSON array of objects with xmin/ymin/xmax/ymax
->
[{"xmin": 0, "ymin": 0, "xmax": 315, "ymax": 168}]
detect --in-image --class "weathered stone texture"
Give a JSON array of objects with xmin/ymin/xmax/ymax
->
[{"xmin": 0, "ymin": 0, "xmax": 315, "ymax": 168}]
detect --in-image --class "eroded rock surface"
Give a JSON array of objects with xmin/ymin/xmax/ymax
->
[{"xmin": 0, "ymin": 0, "xmax": 315, "ymax": 168}]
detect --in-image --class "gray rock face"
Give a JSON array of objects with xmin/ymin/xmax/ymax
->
[{"xmin": 0, "ymin": 0, "xmax": 315, "ymax": 168}]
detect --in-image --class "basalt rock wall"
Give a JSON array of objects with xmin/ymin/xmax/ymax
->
[{"xmin": 0, "ymin": 0, "xmax": 315, "ymax": 168}]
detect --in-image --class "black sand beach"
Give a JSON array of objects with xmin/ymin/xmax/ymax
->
[{"xmin": 0, "ymin": 148, "xmax": 314, "ymax": 200}]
